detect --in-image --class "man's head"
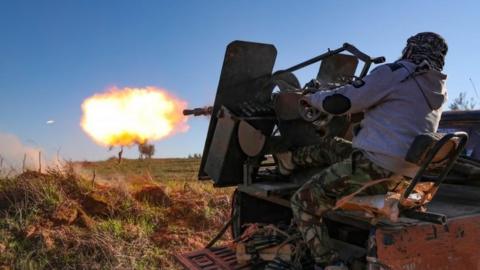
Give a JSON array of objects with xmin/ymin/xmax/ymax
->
[{"xmin": 401, "ymin": 32, "xmax": 448, "ymax": 71}]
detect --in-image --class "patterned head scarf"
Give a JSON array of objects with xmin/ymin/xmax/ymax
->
[{"xmin": 402, "ymin": 32, "xmax": 448, "ymax": 71}]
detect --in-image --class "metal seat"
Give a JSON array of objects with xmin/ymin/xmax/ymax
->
[
  {"xmin": 337, "ymin": 132, "xmax": 469, "ymax": 224},
  {"xmin": 402, "ymin": 132, "xmax": 468, "ymax": 203}
]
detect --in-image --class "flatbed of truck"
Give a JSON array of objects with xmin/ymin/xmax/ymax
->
[{"xmin": 176, "ymin": 184, "xmax": 480, "ymax": 270}]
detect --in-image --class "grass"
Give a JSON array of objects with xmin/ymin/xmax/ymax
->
[
  {"xmin": 78, "ymin": 158, "xmax": 200, "ymax": 181},
  {"xmin": 0, "ymin": 158, "xmax": 234, "ymax": 269}
]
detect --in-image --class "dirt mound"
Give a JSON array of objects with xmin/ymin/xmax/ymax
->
[
  {"xmin": 133, "ymin": 184, "xmax": 171, "ymax": 207},
  {"xmin": 151, "ymin": 227, "xmax": 205, "ymax": 252},
  {"xmin": 0, "ymin": 165, "xmax": 233, "ymax": 269},
  {"xmin": 24, "ymin": 226, "xmax": 55, "ymax": 250},
  {"xmin": 80, "ymin": 193, "xmax": 113, "ymax": 217},
  {"xmin": 51, "ymin": 200, "xmax": 79, "ymax": 225},
  {"xmin": 17, "ymin": 170, "xmax": 44, "ymax": 179}
]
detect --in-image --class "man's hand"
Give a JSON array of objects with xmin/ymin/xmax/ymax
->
[
  {"xmin": 299, "ymin": 95, "xmax": 333, "ymax": 136},
  {"xmin": 304, "ymin": 79, "xmax": 321, "ymax": 89},
  {"xmin": 299, "ymin": 95, "xmax": 323, "ymax": 122}
]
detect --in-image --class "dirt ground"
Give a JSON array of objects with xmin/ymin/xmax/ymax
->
[{"xmin": 0, "ymin": 158, "xmax": 233, "ymax": 269}]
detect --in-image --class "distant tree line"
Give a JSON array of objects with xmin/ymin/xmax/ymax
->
[{"xmin": 449, "ymin": 91, "xmax": 476, "ymax": 111}]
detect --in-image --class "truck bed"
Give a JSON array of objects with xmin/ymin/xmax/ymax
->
[{"xmin": 176, "ymin": 184, "xmax": 480, "ymax": 270}]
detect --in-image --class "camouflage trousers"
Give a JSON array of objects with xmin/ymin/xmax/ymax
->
[{"xmin": 290, "ymin": 137, "xmax": 394, "ymax": 265}]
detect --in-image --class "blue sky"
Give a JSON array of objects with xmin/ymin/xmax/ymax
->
[{"xmin": 0, "ymin": 0, "xmax": 479, "ymax": 162}]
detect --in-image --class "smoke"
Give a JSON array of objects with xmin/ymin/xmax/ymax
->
[{"xmin": 0, "ymin": 132, "xmax": 55, "ymax": 174}]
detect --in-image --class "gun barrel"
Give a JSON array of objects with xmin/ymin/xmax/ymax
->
[{"xmin": 183, "ymin": 106, "xmax": 213, "ymax": 116}]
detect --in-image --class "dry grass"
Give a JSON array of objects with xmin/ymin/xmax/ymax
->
[
  {"xmin": 77, "ymin": 158, "xmax": 200, "ymax": 182},
  {"xmin": 0, "ymin": 158, "xmax": 233, "ymax": 269}
]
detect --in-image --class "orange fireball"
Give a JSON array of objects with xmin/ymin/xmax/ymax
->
[{"xmin": 81, "ymin": 86, "xmax": 188, "ymax": 146}]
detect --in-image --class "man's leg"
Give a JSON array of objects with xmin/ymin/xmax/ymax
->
[
  {"xmin": 292, "ymin": 137, "xmax": 353, "ymax": 168},
  {"xmin": 276, "ymin": 137, "xmax": 353, "ymax": 175},
  {"xmin": 290, "ymin": 152, "xmax": 393, "ymax": 266}
]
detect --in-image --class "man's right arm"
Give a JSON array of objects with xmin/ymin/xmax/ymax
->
[{"xmin": 302, "ymin": 64, "xmax": 399, "ymax": 115}]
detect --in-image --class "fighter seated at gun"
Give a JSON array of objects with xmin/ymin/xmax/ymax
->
[{"xmin": 275, "ymin": 32, "xmax": 449, "ymax": 269}]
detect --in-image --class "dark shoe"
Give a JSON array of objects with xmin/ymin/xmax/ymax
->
[
  {"xmin": 314, "ymin": 264, "xmax": 348, "ymax": 270},
  {"xmin": 265, "ymin": 256, "xmax": 294, "ymax": 270},
  {"xmin": 314, "ymin": 253, "xmax": 347, "ymax": 270},
  {"xmin": 324, "ymin": 261, "xmax": 348, "ymax": 270}
]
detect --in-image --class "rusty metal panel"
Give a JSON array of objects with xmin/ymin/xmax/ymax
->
[
  {"xmin": 427, "ymin": 184, "xmax": 480, "ymax": 218},
  {"xmin": 199, "ymin": 41, "xmax": 277, "ymax": 185},
  {"xmin": 317, "ymin": 54, "xmax": 358, "ymax": 83},
  {"xmin": 376, "ymin": 215, "xmax": 480, "ymax": 270},
  {"xmin": 204, "ymin": 109, "xmax": 238, "ymax": 183},
  {"xmin": 175, "ymin": 246, "xmax": 249, "ymax": 270},
  {"xmin": 237, "ymin": 120, "xmax": 266, "ymax": 157}
]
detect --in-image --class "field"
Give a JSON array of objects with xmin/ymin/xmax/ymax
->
[{"xmin": 0, "ymin": 158, "xmax": 234, "ymax": 269}]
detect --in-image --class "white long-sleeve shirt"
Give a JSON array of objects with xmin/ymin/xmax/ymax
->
[{"xmin": 305, "ymin": 60, "xmax": 447, "ymax": 177}]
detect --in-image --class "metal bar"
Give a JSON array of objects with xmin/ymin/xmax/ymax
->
[
  {"xmin": 233, "ymin": 116, "xmax": 277, "ymax": 121},
  {"xmin": 402, "ymin": 210, "xmax": 447, "ymax": 225},
  {"xmin": 237, "ymin": 187, "xmax": 291, "ymax": 208},
  {"xmin": 275, "ymin": 43, "xmax": 383, "ymax": 81},
  {"xmin": 205, "ymin": 211, "xmax": 238, "ymax": 248},
  {"xmin": 403, "ymin": 132, "xmax": 468, "ymax": 199},
  {"xmin": 343, "ymin": 43, "xmax": 372, "ymax": 62},
  {"xmin": 243, "ymin": 163, "xmax": 253, "ymax": 186},
  {"xmin": 433, "ymin": 133, "xmax": 469, "ymax": 187},
  {"xmin": 343, "ymin": 43, "xmax": 380, "ymax": 78},
  {"xmin": 279, "ymin": 46, "xmax": 347, "ymax": 74},
  {"xmin": 359, "ymin": 62, "xmax": 371, "ymax": 78},
  {"xmin": 204, "ymin": 248, "xmax": 238, "ymax": 270}
]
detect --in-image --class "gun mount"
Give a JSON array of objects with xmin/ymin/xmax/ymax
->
[
  {"xmin": 178, "ymin": 41, "xmax": 480, "ymax": 270},
  {"xmin": 184, "ymin": 41, "xmax": 384, "ymax": 186}
]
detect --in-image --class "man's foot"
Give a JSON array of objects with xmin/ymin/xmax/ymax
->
[
  {"xmin": 265, "ymin": 256, "xmax": 294, "ymax": 270},
  {"xmin": 325, "ymin": 265, "xmax": 348, "ymax": 270},
  {"xmin": 275, "ymin": 151, "xmax": 296, "ymax": 175},
  {"xmin": 314, "ymin": 252, "xmax": 347, "ymax": 270},
  {"xmin": 314, "ymin": 262, "xmax": 348, "ymax": 270}
]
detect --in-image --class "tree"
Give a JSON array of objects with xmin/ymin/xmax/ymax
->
[
  {"xmin": 108, "ymin": 145, "xmax": 124, "ymax": 164},
  {"xmin": 449, "ymin": 92, "xmax": 476, "ymax": 111},
  {"xmin": 138, "ymin": 143, "xmax": 155, "ymax": 159},
  {"xmin": 187, "ymin": 153, "xmax": 202, "ymax": 159}
]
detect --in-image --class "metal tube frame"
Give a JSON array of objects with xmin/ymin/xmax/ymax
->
[
  {"xmin": 275, "ymin": 43, "xmax": 386, "ymax": 79},
  {"xmin": 403, "ymin": 132, "xmax": 469, "ymax": 199}
]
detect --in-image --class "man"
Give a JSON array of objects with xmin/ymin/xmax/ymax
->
[{"xmin": 282, "ymin": 32, "xmax": 448, "ymax": 269}]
